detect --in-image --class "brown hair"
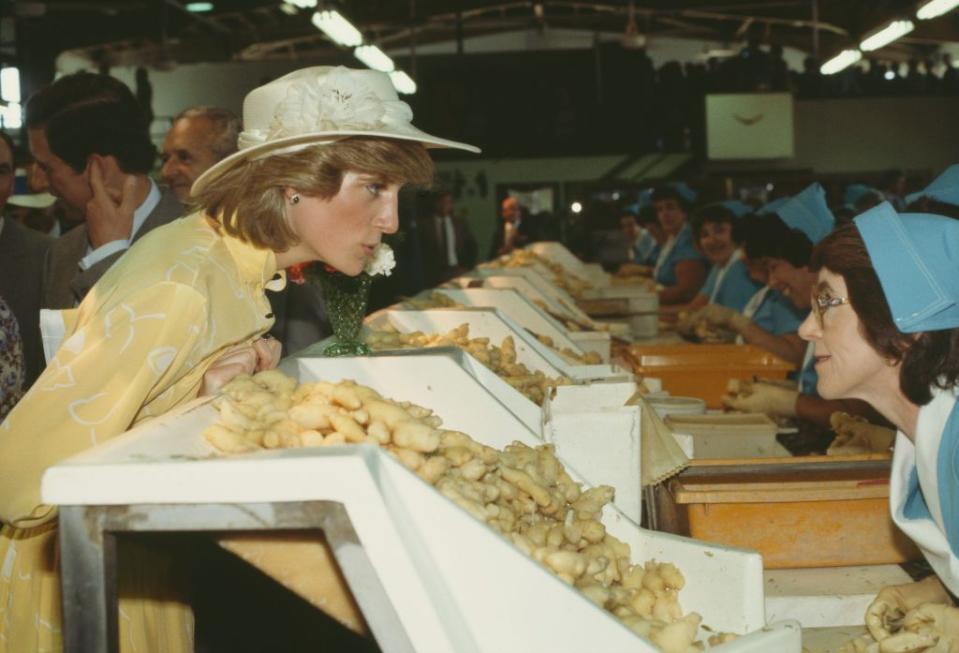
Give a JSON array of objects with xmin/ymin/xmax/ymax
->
[
  {"xmin": 192, "ymin": 136, "xmax": 434, "ymax": 251},
  {"xmin": 811, "ymin": 224, "xmax": 959, "ymax": 405}
]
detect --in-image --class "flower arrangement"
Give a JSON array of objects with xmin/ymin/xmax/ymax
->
[{"xmin": 287, "ymin": 243, "xmax": 395, "ymax": 357}]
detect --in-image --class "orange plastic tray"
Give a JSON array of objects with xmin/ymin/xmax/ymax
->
[
  {"xmin": 626, "ymin": 344, "xmax": 795, "ymax": 408},
  {"xmin": 668, "ymin": 469, "xmax": 919, "ymax": 569}
]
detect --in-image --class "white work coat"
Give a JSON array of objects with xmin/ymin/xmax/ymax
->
[{"xmin": 890, "ymin": 385, "xmax": 959, "ymax": 596}]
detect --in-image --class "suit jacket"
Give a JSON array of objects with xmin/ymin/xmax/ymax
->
[
  {"xmin": 418, "ymin": 213, "xmax": 479, "ymax": 286},
  {"xmin": 0, "ymin": 218, "xmax": 52, "ymax": 388},
  {"xmin": 41, "ymin": 185, "xmax": 184, "ymax": 309}
]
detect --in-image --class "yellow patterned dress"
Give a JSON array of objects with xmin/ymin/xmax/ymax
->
[{"xmin": 0, "ymin": 213, "xmax": 282, "ymax": 652}]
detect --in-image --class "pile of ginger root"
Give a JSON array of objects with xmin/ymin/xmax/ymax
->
[
  {"xmin": 488, "ymin": 249, "xmax": 595, "ymax": 298},
  {"xmin": 203, "ymin": 369, "xmax": 738, "ymax": 652},
  {"xmin": 364, "ymin": 323, "xmax": 570, "ymax": 405}
]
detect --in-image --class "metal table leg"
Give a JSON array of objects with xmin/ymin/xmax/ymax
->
[
  {"xmin": 59, "ymin": 506, "xmax": 118, "ymax": 653},
  {"xmin": 59, "ymin": 501, "xmax": 414, "ymax": 653}
]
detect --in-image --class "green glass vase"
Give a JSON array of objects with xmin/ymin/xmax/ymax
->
[{"xmin": 317, "ymin": 271, "xmax": 373, "ymax": 357}]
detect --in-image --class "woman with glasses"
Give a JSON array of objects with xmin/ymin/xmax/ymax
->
[{"xmin": 798, "ymin": 203, "xmax": 959, "ymax": 648}]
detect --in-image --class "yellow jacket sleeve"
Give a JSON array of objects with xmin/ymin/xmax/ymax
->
[{"xmin": 0, "ymin": 282, "xmax": 208, "ymax": 527}]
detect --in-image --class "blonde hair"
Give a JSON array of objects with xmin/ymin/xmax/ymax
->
[{"xmin": 192, "ymin": 137, "xmax": 434, "ymax": 251}]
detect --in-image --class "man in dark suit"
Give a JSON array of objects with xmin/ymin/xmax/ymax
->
[
  {"xmin": 0, "ymin": 131, "xmax": 51, "ymax": 388},
  {"xmin": 489, "ymin": 196, "xmax": 541, "ymax": 259},
  {"xmin": 26, "ymin": 72, "xmax": 184, "ymax": 308},
  {"xmin": 418, "ymin": 190, "xmax": 478, "ymax": 286}
]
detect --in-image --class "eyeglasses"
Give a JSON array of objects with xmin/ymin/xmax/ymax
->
[{"xmin": 811, "ymin": 292, "xmax": 849, "ymax": 329}]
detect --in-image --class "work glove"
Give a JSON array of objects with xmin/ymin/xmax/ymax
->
[
  {"xmin": 676, "ymin": 310, "xmax": 698, "ymax": 336},
  {"xmin": 722, "ymin": 380, "xmax": 798, "ymax": 417},
  {"xmin": 866, "ymin": 577, "xmax": 953, "ymax": 642},
  {"xmin": 616, "ymin": 262, "xmax": 653, "ymax": 278},
  {"xmin": 697, "ymin": 303, "xmax": 750, "ymax": 332},
  {"xmin": 828, "ymin": 412, "xmax": 896, "ymax": 455},
  {"xmin": 879, "ymin": 602, "xmax": 959, "ymax": 653}
]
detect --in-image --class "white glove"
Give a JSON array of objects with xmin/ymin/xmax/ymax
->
[
  {"xmin": 698, "ymin": 303, "xmax": 750, "ymax": 332},
  {"xmin": 722, "ymin": 381, "xmax": 798, "ymax": 417},
  {"xmin": 829, "ymin": 412, "xmax": 896, "ymax": 455},
  {"xmin": 879, "ymin": 602, "xmax": 959, "ymax": 653},
  {"xmin": 866, "ymin": 577, "xmax": 953, "ymax": 642}
]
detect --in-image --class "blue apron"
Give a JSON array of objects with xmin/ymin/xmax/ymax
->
[{"xmin": 653, "ymin": 224, "xmax": 704, "ymax": 287}]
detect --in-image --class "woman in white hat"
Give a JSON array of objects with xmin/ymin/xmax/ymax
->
[
  {"xmin": 0, "ymin": 65, "xmax": 477, "ymax": 653},
  {"xmin": 799, "ymin": 203, "xmax": 959, "ymax": 649}
]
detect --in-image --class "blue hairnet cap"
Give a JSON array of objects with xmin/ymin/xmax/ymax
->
[
  {"xmin": 905, "ymin": 164, "xmax": 959, "ymax": 207},
  {"xmin": 844, "ymin": 183, "xmax": 882, "ymax": 210},
  {"xmin": 855, "ymin": 202, "xmax": 959, "ymax": 333},
  {"xmin": 670, "ymin": 182, "xmax": 698, "ymax": 204},
  {"xmin": 636, "ymin": 188, "xmax": 653, "ymax": 209},
  {"xmin": 721, "ymin": 200, "xmax": 752, "ymax": 218},
  {"xmin": 758, "ymin": 196, "xmax": 789, "ymax": 215},
  {"xmin": 773, "ymin": 183, "xmax": 835, "ymax": 244}
]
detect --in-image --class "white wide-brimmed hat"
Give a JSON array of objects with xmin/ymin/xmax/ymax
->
[
  {"xmin": 191, "ymin": 66, "xmax": 480, "ymax": 195},
  {"xmin": 8, "ymin": 192, "xmax": 56, "ymax": 209}
]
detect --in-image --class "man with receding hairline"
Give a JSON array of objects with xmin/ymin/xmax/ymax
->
[{"xmin": 160, "ymin": 106, "xmax": 240, "ymax": 202}]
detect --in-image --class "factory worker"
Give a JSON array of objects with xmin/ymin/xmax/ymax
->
[
  {"xmin": 0, "ymin": 65, "xmax": 476, "ymax": 653},
  {"xmin": 650, "ymin": 184, "xmax": 708, "ymax": 305},
  {"xmin": 722, "ymin": 184, "xmax": 879, "ymax": 427},
  {"xmin": 617, "ymin": 204, "xmax": 665, "ymax": 273},
  {"xmin": 761, "ymin": 183, "xmax": 834, "ymax": 393},
  {"xmin": 688, "ymin": 214, "xmax": 805, "ymax": 363},
  {"xmin": 678, "ymin": 203, "xmax": 762, "ymax": 320},
  {"xmin": 799, "ymin": 204, "xmax": 959, "ymax": 649}
]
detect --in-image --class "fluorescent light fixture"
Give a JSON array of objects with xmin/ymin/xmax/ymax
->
[
  {"xmin": 0, "ymin": 68, "xmax": 20, "ymax": 104},
  {"xmin": 917, "ymin": 0, "xmax": 959, "ymax": 20},
  {"xmin": 820, "ymin": 49, "xmax": 862, "ymax": 75},
  {"xmin": 354, "ymin": 45, "xmax": 394, "ymax": 72},
  {"xmin": 1, "ymin": 102, "xmax": 22, "ymax": 129},
  {"xmin": 185, "ymin": 1, "xmax": 213, "ymax": 12},
  {"xmin": 389, "ymin": 70, "xmax": 417, "ymax": 94},
  {"xmin": 288, "ymin": 0, "xmax": 317, "ymax": 8},
  {"xmin": 279, "ymin": 3, "xmax": 298, "ymax": 15},
  {"xmin": 311, "ymin": 10, "xmax": 362, "ymax": 47},
  {"xmin": 860, "ymin": 20, "xmax": 914, "ymax": 52}
]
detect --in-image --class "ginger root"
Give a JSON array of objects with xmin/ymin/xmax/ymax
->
[{"xmin": 205, "ymin": 371, "xmax": 717, "ymax": 653}]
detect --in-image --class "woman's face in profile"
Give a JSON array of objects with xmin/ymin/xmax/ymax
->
[
  {"xmin": 286, "ymin": 171, "xmax": 401, "ymax": 276},
  {"xmin": 799, "ymin": 268, "xmax": 896, "ymax": 402}
]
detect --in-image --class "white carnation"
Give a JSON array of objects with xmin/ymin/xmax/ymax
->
[{"xmin": 365, "ymin": 243, "xmax": 395, "ymax": 277}]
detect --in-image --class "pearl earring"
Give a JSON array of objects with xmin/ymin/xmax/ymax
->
[{"xmin": 290, "ymin": 194, "xmax": 300, "ymax": 205}]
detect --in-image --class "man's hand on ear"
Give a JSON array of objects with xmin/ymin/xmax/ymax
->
[{"xmin": 86, "ymin": 157, "xmax": 139, "ymax": 249}]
